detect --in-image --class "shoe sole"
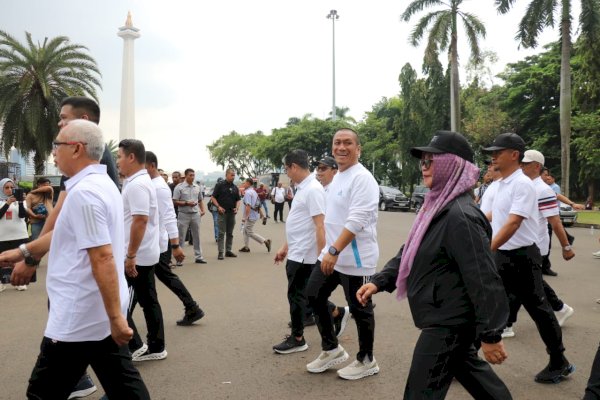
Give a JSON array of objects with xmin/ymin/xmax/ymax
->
[
  {"xmin": 337, "ymin": 365, "xmax": 380, "ymax": 380},
  {"xmin": 273, "ymin": 344, "xmax": 309, "ymax": 354},
  {"xmin": 336, "ymin": 308, "xmax": 351, "ymax": 338},
  {"xmin": 535, "ymin": 364, "xmax": 576, "ymax": 384},
  {"xmin": 557, "ymin": 309, "xmax": 575, "ymax": 327},
  {"xmin": 307, "ymin": 351, "xmax": 349, "ymax": 373},
  {"xmin": 131, "ymin": 343, "xmax": 148, "ymax": 359},
  {"xmin": 133, "ymin": 350, "xmax": 168, "ymax": 362},
  {"xmin": 67, "ymin": 386, "xmax": 98, "ymax": 399},
  {"xmin": 501, "ymin": 332, "xmax": 515, "ymax": 338}
]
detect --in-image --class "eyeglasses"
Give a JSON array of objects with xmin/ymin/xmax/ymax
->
[
  {"xmin": 316, "ymin": 166, "xmax": 332, "ymax": 172},
  {"xmin": 420, "ymin": 159, "xmax": 433, "ymax": 169},
  {"xmin": 52, "ymin": 141, "xmax": 87, "ymax": 150}
]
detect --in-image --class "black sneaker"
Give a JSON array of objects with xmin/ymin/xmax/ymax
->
[
  {"xmin": 195, "ymin": 258, "xmax": 208, "ymax": 264},
  {"xmin": 218, "ymin": 253, "xmax": 224, "ymax": 260},
  {"xmin": 262, "ymin": 217, "xmax": 267, "ymax": 225},
  {"xmin": 225, "ymin": 251, "xmax": 237, "ymax": 258},
  {"xmin": 68, "ymin": 373, "xmax": 97, "ymax": 399},
  {"xmin": 264, "ymin": 239, "xmax": 271, "ymax": 252},
  {"xmin": 239, "ymin": 247, "xmax": 250, "ymax": 252},
  {"xmin": 177, "ymin": 306, "xmax": 205, "ymax": 326},
  {"xmin": 534, "ymin": 362, "xmax": 575, "ymax": 383},
  {"xmin": 542, "ymin": 268, "xmax": 558, "ymax": 276},
  {"xmin": 334, "ymin": 306, "xmax": 350, "ymax": 338},
  {"xmin": 273, "ymin": 335, "xmax": 308, "ymax": 354}
]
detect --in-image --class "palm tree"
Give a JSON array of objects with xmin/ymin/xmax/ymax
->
[
  {"xmin": 106, "ymin": 139, "xmax": 118, "ymax": 161},
  {"xmin": 327, "ymin": 106, "xmax": 357, "ymax": 123},
  {"xmin": 401, "ymin": 0, "xmax": 486, "ymax": 132},
  {"xmin": 495, "ymin": 0, "xmax": 600, "ymax": 196},
  {"xmin": 0, "ymin": 31, "xmax": 101, "ymax": 174}
]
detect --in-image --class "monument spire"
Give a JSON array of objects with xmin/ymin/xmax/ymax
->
[{"xmin": 117, "ymin": 11, "xmax": 140, "ymax": 140}]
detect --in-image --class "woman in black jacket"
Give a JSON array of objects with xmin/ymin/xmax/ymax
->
[{"xmin": 357, "ymin": 131, "xmax": 511, "ymax": 399}]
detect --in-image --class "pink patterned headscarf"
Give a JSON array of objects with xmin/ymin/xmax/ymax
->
[{"xmin": 395, "ymin": 153, "xmax": 480, "ymax": 300}]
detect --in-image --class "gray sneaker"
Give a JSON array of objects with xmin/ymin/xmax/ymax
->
[
  {"xmin": 306, "ymin": 345, "xmax": 349, "ymax": 373},
  {"xmin": 337, "ymin": 356, "xmax": 380, "ymax": 380}
]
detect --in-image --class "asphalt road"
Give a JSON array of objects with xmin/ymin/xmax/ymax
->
[{"xmin": 2, "ymin": 208, "xmax": 600, "ymax": 399}]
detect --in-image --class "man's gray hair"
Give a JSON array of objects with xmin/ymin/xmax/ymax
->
[{"xmin": 63, "ymin": 119, "xmax": 105, "ymax": 161}]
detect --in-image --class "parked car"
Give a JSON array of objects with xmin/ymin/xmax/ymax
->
[
  {"xmin": 559, "ymin": 202, "xmax": 577, "ymax": 226},
  {"xmin": 410, "ymin": 185, "xmax": 430, "ymax": 213},
  {"xmin": 379, "ymin": 186, "xmax": 410, "ymax": 211}
]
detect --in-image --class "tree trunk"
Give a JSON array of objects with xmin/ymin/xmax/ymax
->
[
  {"xmin": 559, "ymin": 0, "xmax": 572, "ymax": 197},
  {"xmin": 450, "ymin": 17, "xmax": 460, "ymax": 132},
  {"xmin": 33, "ymin": 151, "xmax": 46, "ymax": 176}
]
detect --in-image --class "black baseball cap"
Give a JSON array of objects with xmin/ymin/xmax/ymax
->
[
  {"xmin": 410, "ymin": 131, "xmax": 474, "ymax": 163},
  {"xmin": 318, "ymin": 156, "xmax": 338, "ymax": 169},
  {"xmin": 483, "ymin": 133, "xmax": 525, "ymax": 153}
]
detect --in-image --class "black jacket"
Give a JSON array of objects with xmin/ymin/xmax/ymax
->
[{"xmin": 371, "ymin": 192, "xmax": 508, "ymax": 343}]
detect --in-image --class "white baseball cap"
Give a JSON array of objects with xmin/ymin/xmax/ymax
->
[{"xmin": 522, "ymin": 149, "xmax": 545, "ymax": 165}]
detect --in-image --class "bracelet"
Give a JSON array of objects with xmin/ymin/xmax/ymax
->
[
  {"xmin": 126, "ymin": 254, "xmax": 136, "ymax": 259},
  {"xmin": 171, "ymin": 244, "xmax": 180, "ymax": 249}
]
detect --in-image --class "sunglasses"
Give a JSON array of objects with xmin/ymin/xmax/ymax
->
[
  {"xmin": 316, "ymin": 166, "xmax": 333, "ymax": 172},
  {"xmin": 420, "ymin": 159, "xmax": 433, "ymax": 169}
]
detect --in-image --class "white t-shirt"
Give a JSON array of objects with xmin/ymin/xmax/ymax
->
[
  {"xmin": 479, "ymin": 180, "xmax": 498, "ymax": 215},
  {"xmin": 45, "ymin": 164, "xmax": 128, "ymax": 342},
  {"xmin": 243, "ymin": 187, "xmax": 261, "ymax": 222},
  {"xmin": 532, "ymin": 176, "xmax": 559, "ymax": 256},
  {"xmin": 285, "ymin": 174, "xmax": 325, "ymax": 264},
  {"xmin": 0, "ymin": 200, "xmax": 28, "ymax": 241},
  {"xmin": 152, "ymin": 176, "xmax": 179, "ymax": 253},
  {"xmin": 491, "ymin": 168, "xmax": 539, "ymax": 250},
  {"xmin": 122, "ymin": 169, "xmax": 160, "ymax": 266},
  {"xmin": 318, "ymin": 163, "xmax": 379, "ymax": 276},
  {"xmin": 271, "ymin": 187, "xmax": 286, "ymax": 203}
]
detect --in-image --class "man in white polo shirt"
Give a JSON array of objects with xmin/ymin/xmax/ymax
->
[
  {"xmin": 305, "ymin": 128, "xmax": 380, "ymax": 381},
  {"xmin": 117, "ymin": 139, "xmax": 165, "ymax": 362},
  {"xmin": 484, "ymin": 133, "xmax": 574, "ymax": 384},
  {"xmin": 4, "ymin": 120, "xmax": 150, "ymax": 398}
]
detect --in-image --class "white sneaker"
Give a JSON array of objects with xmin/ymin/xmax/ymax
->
[
  {"xmin": 306, "ymin": 345, "xmax": 349, "ymax": 373},
  {"xmin": 133, "ymin": 349, "xmax": 167, "ymax": 362},
  {"xmin": 15, "ymin": 285, "xmax": 27, "ymax": 291},
  {"xmin": 0, "ymin": 284, "xmax": 6, "ymax": 293},
  {"xmin": 337, "ymin": 356, "xmax": 380, "ymax": 380},
  {"xmin": 556, "ymin": 304, "xmax": 575, "ymax": 327},
  {"xmin": 501, "ymin": 327, "xmax": 515, "ymax": 338},
  {"xmin": 131, "ymin": 343, "xmax": 148, "ymax": 359},
  {"xmin": 593, "ymin": 250, "xmax": 600, "ymax": 259}
]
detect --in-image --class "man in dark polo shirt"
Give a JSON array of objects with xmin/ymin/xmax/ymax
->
[{"xmin": 210, "ymin": 168, "xmax": 241, "ymax": 260}]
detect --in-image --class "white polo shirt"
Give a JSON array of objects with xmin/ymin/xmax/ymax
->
[
  {"xmin": 122, "ymin": 169, "xmax": 160, "ymax": 266},
  {"xmin": 532, "ymin": 176, "xmax": 559, "ymax": 256},
  {"xmin": 318, "ymin": 163, "xmax": 379, "ymax": 276},
  {"xmin": 479, "ymin": 180, "xmax": 499, "ymax": 215},
  {"xmin": 285, "ymin": 174, "xmax": 326, "ymax": 264},
  {"xmin": 491, "ymin": 168, "xmax": 539, "ymax": 250},
  {"xmin": 152, "ymin": 176, "xmax": 179, "ymax": 253},
  {"xmin": 45, "ymin": 164, "xmax": 128, "ymax": 342}
]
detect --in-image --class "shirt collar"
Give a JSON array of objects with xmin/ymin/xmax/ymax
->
[
  {"xmin": 65, "ymin": 164, "xmax": 107, "ymax": 192},
  {"xmin": 124, "ymin": 168, "xmax": 149, "ymax": 184},
  {"xmin": 296, "ymin": 173, "xmax": 315, "ymax": 190},
  {"xmin": 499, "ymin": 168, "xmax": 523, "ymax": 185}
]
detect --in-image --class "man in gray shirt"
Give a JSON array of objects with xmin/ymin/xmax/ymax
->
[{"xmin": 173, "ymin": 169, "xmax": 207, "ymax": 264}]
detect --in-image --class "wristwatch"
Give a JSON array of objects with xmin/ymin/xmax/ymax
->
[
  {"xmin": 563, "ymin": 245, "xmax": 572, "ymax": 251},
  {"xmin": 171, "ymin": 243, "xmax": 180, "ymax": 249},
  {"xmin": 19, "ymin": 244, "xmax": 39, "ymax": 267},
  {"xmin": 328, "ymin": 246, "xmax": 340, "ymax": 256}
]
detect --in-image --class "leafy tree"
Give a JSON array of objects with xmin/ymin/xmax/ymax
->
[
  {"xmin": 401, "ymin": 0, "xmax": 486, "ymax": 132},
  {"xmin": 207, "ymin": 131, "xmax": 272, "ymax": 178},
  {"xmin": 327, "ymin": 106, "xmax": 357, "ymax": 123},
  {"xmin": 106, "ymin": 139, "xmax": 118, "ymax": 161},
  {"xmin": 495, "ymin": 0, "xmax": 600, "ymax": 196},
  {"xmin": 0, "ymin": 31, "xmax": 101, "ymax": 174}
]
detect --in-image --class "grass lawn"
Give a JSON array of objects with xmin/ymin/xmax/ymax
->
[{"xmin": 576, "ymin": 211, "xmax": 600, "ymax": 225}]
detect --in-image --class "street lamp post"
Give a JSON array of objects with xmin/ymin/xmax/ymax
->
[{"xmin": 326, "ymin": 9, "xmax": 339, "ymax": 121}]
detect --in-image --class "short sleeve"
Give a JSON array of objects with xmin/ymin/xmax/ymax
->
[
  {"xmin": 307, "ymin": 186, "xmax": 325, "ymax": 217},
  {"xmin": 68, "ymin": 190, "xmax": 112, "ymax": 250},
  {"xmin": 127, "ymin": 182, "xmax": 150, "ymax": 216},
  {"xmin": 509, "ymin": 181, "xmax": 536, "ymax": 219}
]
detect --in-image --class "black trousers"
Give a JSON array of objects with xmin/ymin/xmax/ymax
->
[
  {"xmin": 27, "ymin": 335, "xmax": 150, "ymax": 400},
  {"xmin": 155, "ymin": 247, "xmax": 199, "ymax": 311},
  {"xmin": 274, "ymin": 202, "xmax": 285, "ymax": 222},
  {"xmin": 495, "ymin": 245, "xmax": 564, "ymax": 356},
  {"xmin": 404, "ymin": 327, "xmax": 512, "ymax": 400},
  {"xmin": 217, "ymin": 211, "xmax": 236, "ymax": 254},
  {"xmin": 584, "ymin": 341, "xmax": 600, "ymax": 399},
  {"xmin": 127, "ymin": 264, "xmax": 165, "ymax": 353},
  {"xmin": 286, "ymin": 260, "xmax": 314, "ymax": 337},
  {"xmin": 307, "ymin": 263, "xmax": 374, "ymax": 360},
  {"xmin": 507, "ymin": 279, "xmax": 564, "ymax": 326}
]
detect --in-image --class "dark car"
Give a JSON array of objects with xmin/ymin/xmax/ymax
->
[
  {"xmin": 379, "ymin": 186, "xmax": 410, "ymax": 211},
  {"xmin": 411, "ymin": 185, "xmax": 430, "ymax": 213}
]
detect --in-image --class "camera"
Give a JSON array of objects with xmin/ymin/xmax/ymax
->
[{"xmin": 12, "ymin": 188, "xmax": 24, "ymax": 202}]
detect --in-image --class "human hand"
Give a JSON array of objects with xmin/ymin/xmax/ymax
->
[
  {"xmin": 11, "ymin": 261, "xmax": 36, "ymax": 286},
  {"xmin": 5, "ymin": 196, "xmax": 16, "ymax": 205},
  {"xmin": 110, "ymin": 315, "xmax": 134, "ymax": 346},
  {"xmin": 481, "ymin": 341, "xmax": 508, "ymax": 364},
  {"xmin": 274, "ymin": 248, "xmax": 287, "ymax": 264},
  {"xmin": 200, "ymin": 210, "xmax": 205, "ymax": 217},
  {"xmin": 572, "ymin": 203, "xmax": 585, "ymax": 211},
  {"xmin": 172, "ymin": 246, "xmax": 185, "ymax": 263},
  {"xmin": 320, "ymin": 254, "xmax": 336, "ymax": 275},
  {"xmin": 356, "ymin": 283, "xmax": 379, "ymax": 306},
  {"xmin": 0, "ymin": 248, "xmax": 24, "ymax": 266},
  {"xmin": 125, "ymin": 257, "xmax": 138, "ymax": 277},
  {"xmin": 562, "ymin": 248, "xmax": 575, "ymax": 261},
  {"xmin": 218, "ymin": 206, "xmax": 225, "ymax": 215}
]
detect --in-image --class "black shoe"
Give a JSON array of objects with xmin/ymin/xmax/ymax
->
[
  {"xmin": 195, "ymin": 258, "xmax": 207, "ymax": 264},
  {"xmin": 239, "ymin": 247, "xmax": 250, "ymax": 252},
  {"xmin": 334, "ymin": 306, "xmax": 350, "ymax": 338},
  {"xmin": 264, "ymin": 239, "xmax": 271, "ymax": 252},
  {"xmin": 69, "ymin": 373, "xmax": 97, "ymax": 399},
  {"xmin": 273, "ymin": 335, "xmax": 308, "ymax": 354},
  {"xmin": 567, "ymin": 233, "xmax": 575, "ymax": 245},
  {"xmin": 225, "ymin": 251, "xmax": 237, "ymax": 257},
  {"xmin": 281, "ymin": 220, "xmax": 285, "ymax": 223},
  {"xmin": 542, "ymin": 269, "xmax": 558, "ymax": 277},
  {"xmin": 177, "ymin": 307, "xmax": 205, "ymax": 326},
  {"xmin": 218, "ymin": 253, "xmax": 224, "ymax": 260},
  {"xmin": 534, "ymin": 362, "xmax": 575, "ymax": 383},
  {"xmin": 262, "ymin": 217, "xmax": 267, "ymax": 225}
]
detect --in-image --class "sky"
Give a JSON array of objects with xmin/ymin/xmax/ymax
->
[{"xmin": 1, "ymin": 0, "xmax": 581, "ymax": 175}]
